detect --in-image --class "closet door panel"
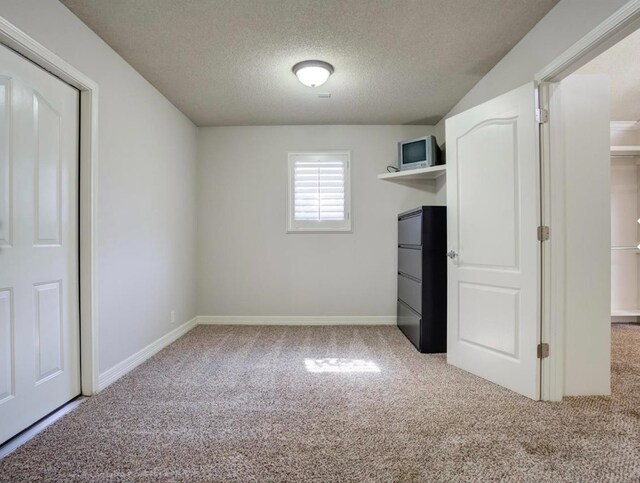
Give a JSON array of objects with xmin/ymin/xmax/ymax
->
[
  {"xmin": 610, "ymin": 156, "xmax": 640, "ymax": 313},
  {"xmin": 611, "ymin": 159, "xmax": 638, "ymax": 247},
  {"xmin": 611, "ymin": 251, "xmax": 638, "ymax": 310}
]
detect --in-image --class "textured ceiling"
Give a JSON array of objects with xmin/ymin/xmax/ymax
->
[
  {"xmin": 576, "ymin": 27, "xmax": 640, "ymax": 122},
  {"xmin": 60, "ymin": 0, "xmax": 559, "ymax": 126}
]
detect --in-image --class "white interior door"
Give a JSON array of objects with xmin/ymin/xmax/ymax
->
[
  {"xmin": 445, "ymin": 82, "xmax": 540, "ymax": 399},
  {"xmin": 0, "ymin": 43, "xmax": 80, "ymax": 444}
]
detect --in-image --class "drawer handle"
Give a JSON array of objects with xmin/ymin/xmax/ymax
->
[{"xmin": 447, "ymin": 250, "xmax": 458, "ymax": 260}]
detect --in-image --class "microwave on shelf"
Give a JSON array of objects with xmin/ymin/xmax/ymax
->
[{"xmin": 398, "ymin": 135, "xmax": 442, "ymax": 171}]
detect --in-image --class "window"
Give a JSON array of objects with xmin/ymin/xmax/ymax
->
[{"xmin": 287, "ymin": 151, "xmax": 351, "ymax": 233}]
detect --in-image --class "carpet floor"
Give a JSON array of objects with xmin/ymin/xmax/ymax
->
[{"xmin": 0, "ymin": 324, "xmax": 639, "ymax": 482}]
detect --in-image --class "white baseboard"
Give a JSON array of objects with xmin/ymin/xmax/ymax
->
[
  {"xmin": 196, "ymin": 315, "xmax": 397, "ymax": 326},
  {"xmin": 611, "ymin": 315, "xmax": 639, "ymax": 323},
  {"xmin": 97, "ymin": 317, "xmax": 198, "ymax": 392}
]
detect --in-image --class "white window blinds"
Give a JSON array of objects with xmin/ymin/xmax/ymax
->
[{"xmin": 288, "ymin": 152, "xmax": 351, "ymax": 232}]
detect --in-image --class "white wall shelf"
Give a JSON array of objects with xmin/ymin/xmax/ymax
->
[
  {"xmin": 378, "ymin": 165, "xmax": 446, "ymax": 182},
  {"xmin": 611, "ymin": 146, "xmax": 640, "ymax": 157}
]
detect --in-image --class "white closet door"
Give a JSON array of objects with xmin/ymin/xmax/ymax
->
[
  {"xmin": 0, "ymin": 43, "xmax": 80, "ymax": 444},
  {"xmin": 611, "ymin": 157, "xmax": 639, "ymax": 314}
]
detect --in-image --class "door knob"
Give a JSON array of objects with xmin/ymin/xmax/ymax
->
[{"xmin": 447, "ymin": 250, "xmax": 458, "ymax": 260}]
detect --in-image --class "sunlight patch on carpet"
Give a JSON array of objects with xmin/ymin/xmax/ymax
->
[{"xmin": 304, "ymin": 358, "xmax": 381, "ymax": 373}]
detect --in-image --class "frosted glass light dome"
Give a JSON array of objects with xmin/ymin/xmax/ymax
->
[{"xmin": 292, "ymin": 60, "xmax": 334, "ymax": 87}]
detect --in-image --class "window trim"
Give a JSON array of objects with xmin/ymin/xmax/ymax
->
[{"xmin": 287, "ymin": 151, "xmax": 352, "ymax": 233}]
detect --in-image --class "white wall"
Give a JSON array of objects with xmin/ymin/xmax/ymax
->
[
  {"xmin": 435, "ymin": 0, "xmax": 628, "ymax": 141},
  {"xmin": 0, "ymin": 0, "xmax": 198, "ymax": 373},
  {"xmin": 559, "ymin": 75, "xmax": 611, "ymax": 395},
  {"xmin": 196, "ymin": 125, "xmax": 443, "ymax": 317}
]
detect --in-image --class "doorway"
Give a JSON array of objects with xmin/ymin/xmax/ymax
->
[
  {"xmin": 572, "ymin": 30, "xmax": 640, "ymax": 388},
  {"xmin": 574, "ymin": 32, "xmax": 640, "ymax": 326},
  {"xmin": 538, "ymin": 5, "xmax": 640, "ymax": 400}
]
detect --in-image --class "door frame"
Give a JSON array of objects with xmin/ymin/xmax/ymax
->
[
  {"xmin": 0, "ymin": 16, "xmax": 99, "ymax": 396},
  {"xmin": 535, "ymin": 0, "xmax": 640, "ymax": 400}
]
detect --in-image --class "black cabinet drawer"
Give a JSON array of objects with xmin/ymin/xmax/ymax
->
[
  {"xmin": 398, "ymin": 247, "xmax": 422, "ymax": 280},
  {"xmin": 398, "ymin": 274, "xmax": 421, "ymax": 314},
  {"xmin": 397, "ymin": 300, "xmax": 421, "ymax": 350},
  {"xmin": 398, "ymin": 214, "xmax": 422, "ymax": 246}
]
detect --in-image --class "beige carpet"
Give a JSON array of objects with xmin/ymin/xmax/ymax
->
[{"xmin": 0, "ymin": 324, "xmax": 639, "ymax": 482}]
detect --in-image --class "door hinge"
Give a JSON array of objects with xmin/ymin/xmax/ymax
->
[
  {"xmin": 537, "ymin": 343, "xmax": 550, "ymax": 359},
  {"xmin": 536, "ymin": 108, "xmax": 549, "ymax": 124},
  {"xmin": 537, "ymin": 225, "xmax": 550, "ymax": 241}
]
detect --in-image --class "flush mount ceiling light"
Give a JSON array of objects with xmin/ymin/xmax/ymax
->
[{"xmin": 292, "ymin": 60, "xmax": 334, "ymax": 87}]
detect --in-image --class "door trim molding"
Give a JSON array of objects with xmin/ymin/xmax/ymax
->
[
  {"xmin": 538, "ymin": 81, "xmax": 565, "ymax": 401},
  {"xmin": 0, "ymin": 16, "xmax": 100, "ymax": 395},
  {"xmin": 535, "ymin": 0, "xmax": 640, "ymax": 83},
  {"xmin": 535, "ymin": 0, "xmax": 640, "ymax": 400}
]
